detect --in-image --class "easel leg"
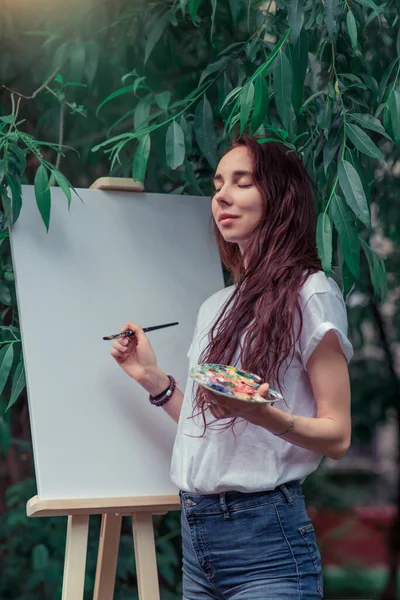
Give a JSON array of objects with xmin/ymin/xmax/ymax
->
[
  {"xmin": 62, "ymin": 515, "xmax": 90, "ymax": 600},
  {"xmin": 132, "ymin": 512, "xmax": 160, "ymax": 600},
  {"xmin": 93, "ymin": 513, "xmax": 122, "ymax": 600}
]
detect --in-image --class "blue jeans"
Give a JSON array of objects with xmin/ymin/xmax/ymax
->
[{"xmin": 180, "ymin": 481, "xmax": 323, "ymax": 599}]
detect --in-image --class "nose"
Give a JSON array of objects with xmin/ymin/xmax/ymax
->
[{"xmin": 213, "ymin": 185, "xmax": 233, "ymax": 206}]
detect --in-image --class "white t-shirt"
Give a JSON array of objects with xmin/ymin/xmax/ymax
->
[{"xmin": 170, "ymin": 271, "xmax": 353, "ymax": 494}]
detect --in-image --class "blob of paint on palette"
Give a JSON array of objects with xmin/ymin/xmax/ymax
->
[{"xmin": 189, "ymin": 364, "xmax": 283, "ymax": 404}]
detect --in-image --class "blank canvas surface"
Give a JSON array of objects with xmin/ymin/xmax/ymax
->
[{"xmin": 10, "ymin": 186, "xmax": 224, "ymax": 500}]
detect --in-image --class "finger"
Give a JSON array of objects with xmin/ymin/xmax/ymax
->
[
  {"xmin": 258, "ymin": 383, "xmax": 270, "ymax": 397},
  {"xmin": 126, "ymin": 322, "xmax": 148, "ymax": 343},
  {"xmin": 113, "ymin": 341, "xmax": 128, "ymax": 353}
]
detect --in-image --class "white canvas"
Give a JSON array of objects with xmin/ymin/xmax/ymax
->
[{"xmin": 9, "ymin": 185, "xmax": 224, "ymax": 501}]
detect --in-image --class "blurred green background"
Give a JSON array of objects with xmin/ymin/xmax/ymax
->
[{"xmin": 0, "ymin": 0, "xmax": 399, "ymax": 598}]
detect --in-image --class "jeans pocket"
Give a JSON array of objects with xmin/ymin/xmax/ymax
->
[{"xmin": 299, "ymin": 523, "xmax": 323, "ymax": 597}]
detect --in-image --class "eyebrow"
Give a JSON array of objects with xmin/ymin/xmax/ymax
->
[{"xmin": 213, "ymin": 170, "xmax": 253, "ymax": 182}]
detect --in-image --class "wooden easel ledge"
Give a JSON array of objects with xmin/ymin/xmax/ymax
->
[
  {"xmin": 90, "ymin": 177, "xmax": 144, "ymax": 192},
  {"xmin": 27, "ymin": 494, "xmax": 180, "ymax": 517}
]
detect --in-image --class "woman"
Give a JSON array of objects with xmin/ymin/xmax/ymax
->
[{"xmin": 110, "ymin": 137, "xmax": 353, "ymax": 599}]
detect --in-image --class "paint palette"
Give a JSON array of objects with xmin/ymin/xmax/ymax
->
[{"xmin": 190, "ymin": 364, "xmax": 283, "ymax": 404}]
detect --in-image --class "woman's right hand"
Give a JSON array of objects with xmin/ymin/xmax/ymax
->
[{"xmin": 110, "ymin": 321, "xmax": 158, "ymax": 383}]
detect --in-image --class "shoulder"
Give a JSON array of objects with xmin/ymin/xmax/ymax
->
[
  {"xmin": 198, "ymin": 285, "xmax": 235, "ymax": 320},
  {"xmin": 299, "ymin": 271, "xmax": 343, "ymax": 308}
]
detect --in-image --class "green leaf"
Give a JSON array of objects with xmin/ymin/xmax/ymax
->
[
  {"xmin": 34, "ymin": 165, "xmax": 51, "ymax": 231},
  {"xmin": 378, "ymin": 58, "xmax": 398, "ymax": 104},
  {"xmin": 359, "ymin": 238, "xmax": 384, "ymax": 300},
  {"xmin": 194, "ymin": 96, "xmax": 218, "ymax": 169},
  {"xmin": 9, "ymin": 144, "xmax": 26, "ymax": 177},
  {"xmin": 220, "ymin": 86, "xmax": 242, "ymax": 111},
  {"xmin": 291, "ymin": 30, "xmax": 309, "ymax": 115},
  {"xmin": 96, "ymin": 86, "xmax": 135, "ymax": 116},
  {"xmin": 84, "ymin": 40, "xmax": 99, "ymax": 85},
  {"xmin": 154, "ymin": 91, "xmax": 171, "ymax": 111},
  {"xmin": 229, "ymin": 0, "xmax": 242, "ymax": 26},
  {"xmin": 32, "ymin": 544, "xmax": 49, "ymax": 571},
  {"xmin": 133, "ymin": 76, "xmax": 147, "ymax": 95},
  {"xmin": 165, "ymin": 121, "xmax": 185, "ymax": 170},
  {"xmin": 338, "ymin": 160, "xmax": 370, "ymax": 228},
  {"xmin": 377, "ymin": 257, "xmax": 387, "ymax": 304},
  {"xmin": 184, "ymin": 160, "xmax": 203, "ymax": 195},
  {"xmin": 0, "ymin": 344, "xmax": 14, "ymax": 397},
  {"xmin": 199, "ymin": 55, "xmax": 230, "ymax": 86},
  {"xmin": 51, "ymin": 170, "xmax": 72, "ymax": 209},
  {"xmin": 145, "ymin": 13, "xmax": 169, "ymax": 64},
  {"xmin": 240, "ymin": 81, "xmax": 255, "ymax": 135},
  {"xmin": 6, "ymin": 359, "xmax": 25, "ymax": 412},
  {"xmin": 1, "ymin": 193, "xmax": 13, "ymax": 228},
  {"xmin": 324, "ymin": 0, "xmax": 341, "ymax": 39},
  {"xmin": 331, "ymin": 195, "xmax": 360, "ymax": 278},
  {"xmin": 388, "ymin": 90, "xmax": 400, "ymax": 145},
  {"xmin": 0, "ymin": 115, "xmax": 14, "ymax": 124},
  {"xmin": 346, "ymin": 10, "xmax": 358, "ymax": 50},
  {"xmin": 132, "ymin": 134, "xmax": 151, "ymax": 183},
  {"xmin": 70, "ymin": 41, "xmax": 86, "ymax": 81},
  {"xmin": 134, "ymin": 95, "xmax": 152, "ymax": 130},
  {"xmin": 323, "ymin": 124, "xmax": 343, "ymax": 174},
  {"xmin": 274, "ymin": 51, "xmax": 292, "ymax": 130},
  {"xmin": 0, "ymin": 417, "xmax": 10, "ymax": 455},
  {"xmin": 342, "ymin": 260, "xmax": 356, "ymax": 299},
  {"xmin": 353, "ymin": 0, "xmax": 385, "ymax": 18},
  {"xmin": 316, "ymin": 212, "xmax": 332, "ymax": 275},
  {"xmin": 345, "ymin": 149, "xmax": 370, "ymax": 202},
  {"xmin": 317, "ymin": 100, "xmax": 331, "ymax": 131},
  {"xmin": 251, "ymin": 77, "xmax": 269, "ymax": 134},
  {"xmin": 6, "ymin": 175, "xmax": 22, "ymax": 224},
  {"xmin": 180, "ymin": 0, "xmax": 187, "ymax": 16},
  {"xmin": 180, "ymin": 115, "xmax": 192, "ymax": 155},
  {"xmin": 346, "ymin": 123, "xmax": 385, "ymax": 161},
  {"xmin": 188, "ymin": 0, "xmax": 204, "ymax": 22},
  {"xmin": 251, "ymin": 29, "xmax": 291, "ymax": 81},
  {"xmin": 349, "ymin": 113, "xmax": 392, "ymax": 140},
  {"xmin": 0, "ymin": 282, "xmax": 11, "ymax": 305},
  {"xmin": 210, "ymin": 0, "xmax": 217, "ymax": 41},
  {"xmin": 218, "ymin": 73, "xmax": 233, "ymax": 119},
  {"xmin": 287, "ymin": 0, "xmax": 305, "ymax": 44}
]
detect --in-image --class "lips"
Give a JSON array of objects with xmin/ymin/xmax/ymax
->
[{"xmin": 218, "ymin": 213, "xmax": 238, "ymax": 222}]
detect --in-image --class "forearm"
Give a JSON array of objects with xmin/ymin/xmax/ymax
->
[
  {"xmin": 137, "ymin": 367, "xmax": 184, "ymax": 423},
  {"xmin": 250, "ymin": 406, "xmax": 350, "ymax": 460}
]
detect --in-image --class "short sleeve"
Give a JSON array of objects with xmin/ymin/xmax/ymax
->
[{"xmin": 299, "ymin": 290, "xmax": 354, "ymax": 370}]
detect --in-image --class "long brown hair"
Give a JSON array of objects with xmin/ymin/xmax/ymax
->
[{"xmin": 193, "ymin": 136, "xmax": 322, "ymax": 430}]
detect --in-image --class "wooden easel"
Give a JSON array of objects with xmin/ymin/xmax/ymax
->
[
  {"xmin": 26, "ymin": 178, "xmax": 181, "ymax": 600},
  {"xmin": 27, "ymin": 494, "xmax": 180, "ymax": 600}
]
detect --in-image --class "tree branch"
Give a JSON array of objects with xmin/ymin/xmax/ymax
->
[{"xmin": 2, "ymin": 65, "xmax": 61, "ymax": 100}]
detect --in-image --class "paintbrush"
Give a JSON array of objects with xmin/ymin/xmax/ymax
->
[{"xmin": 103, "ymin": 321, "xmax": 179, "ymax": 340}]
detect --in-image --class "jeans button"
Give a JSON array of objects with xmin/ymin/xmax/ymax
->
[{"xmin": 184, "ymin": 499, "xmax": 196, "ymax": 508}]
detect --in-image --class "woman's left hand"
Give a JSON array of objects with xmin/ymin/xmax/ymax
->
[{"xmin": 205, "ymin": 383, "xmax": 272, "ymax": 422}]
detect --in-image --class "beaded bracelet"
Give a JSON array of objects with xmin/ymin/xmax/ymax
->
[
  {"xmin": 274, "ymin": 415, "xmax": 295, "ymax": 436},
  {"xmin": 149, "ymin": 375, "xmax": 176, "ymax": 407}
]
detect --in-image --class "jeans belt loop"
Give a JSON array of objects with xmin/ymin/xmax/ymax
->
[
  {"xmin": 219, "ymin": 492, "xmax": 231, "ymax": 519},
  {"xmin": 279, "ymin": 483, "xmax": 294, "ymax": 505}
]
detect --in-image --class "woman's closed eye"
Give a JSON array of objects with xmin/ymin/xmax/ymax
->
[{"xmin": 213, "ymin": 182, "xmax": 252, "ymax": 193}]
